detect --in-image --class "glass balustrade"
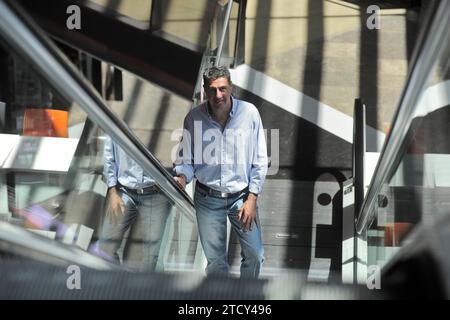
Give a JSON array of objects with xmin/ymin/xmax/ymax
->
[{"xmin": 0, "ymin": 21, "xmax": 200, "ymax": 274}]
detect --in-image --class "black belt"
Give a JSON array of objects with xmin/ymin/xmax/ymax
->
[
  {"xmin": 196, "ymin": 181, "xmax": 248, "ymax": 198},
  {"xmin": 121, "ymin": 184, "xmax": 159, "ymax": 195}
]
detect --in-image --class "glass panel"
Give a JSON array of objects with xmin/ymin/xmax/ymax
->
[
  {"xmin": 90, "ymin": 0, "xmax": 153, "ymax": 24},
  {"xmin": 159, "ymin": 0, "xmax": 217, "ymax": 48},
  {"xmin": 366, "ymin": 28, "xmax": 450, "ymax": 269},
  {"xmin": 210, "ymin": 0, "xmax": 239, "ymax": 67},
  {"xmin": 0, "ymin": 36, "xmax": 199, "ymax": 273}
]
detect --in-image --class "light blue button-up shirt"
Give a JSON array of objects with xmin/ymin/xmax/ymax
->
[
  {"xmin": 103, "ymin": 136, "xmax": 155, "ymax": 189},
  {"xmin": 174, "ymin": 98, "xmax": 268, "ymax": 194}
]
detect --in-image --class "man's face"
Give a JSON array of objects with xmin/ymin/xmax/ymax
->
[{"xmin": 204, "ymin": 77, "xmax": 232, "ymax": 110}]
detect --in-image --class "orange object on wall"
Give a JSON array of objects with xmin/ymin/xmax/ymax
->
[
  {"xmin": 384, "ymin": 222, "xmax": 413, "ymax": 246},
  {"xmin": 22, "ymin": 108, "xmax": 68, "ymax": 138}
]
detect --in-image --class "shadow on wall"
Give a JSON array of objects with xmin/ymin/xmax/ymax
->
[{"xmin": 288, "ymin": 0, "xmax": 324, "ymax": 277}]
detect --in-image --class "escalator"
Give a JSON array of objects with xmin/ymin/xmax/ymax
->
[
  {"xmin": 347, "ymin": 0, "xmax": 450, "ymax": 298},
  {"xmin": 0, "ymin": 0, "xmax": 285, "ymax": 300},
  {"xmin": 14, "ymin": 0, "xmax": 349, "ymax": 279},
  {"xmin": 1, "ymin": 0, "xmax": 450, "ymax": 300}
]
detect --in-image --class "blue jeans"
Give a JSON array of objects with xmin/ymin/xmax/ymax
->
[
  {"xmin": 194, "ymin": 186, "xmax": 264, "ymax": 279},
  {"xmin": 98, "ymin": 186, "xmax": 171, "ymax": 271}
]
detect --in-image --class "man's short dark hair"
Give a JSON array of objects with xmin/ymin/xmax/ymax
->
[{"xmin": 203, "ymin": 66, "xmax": 231, "ymax": 86}]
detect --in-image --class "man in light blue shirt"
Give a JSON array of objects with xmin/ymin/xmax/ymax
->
[
  {"xmin": 174, "ymin": 66, "xmax": 268, "ymax": 278},
  {"xmin": 98, "ymin": 137, "xmax": 170, "ymax": 271}
]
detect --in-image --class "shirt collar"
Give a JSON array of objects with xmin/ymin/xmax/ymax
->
[{"xmin": 230, "ymin": 96, "xmax": 236, "ymax": 117}]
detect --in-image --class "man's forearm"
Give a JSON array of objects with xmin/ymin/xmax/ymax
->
[{"xmin": 174, "ymin": 164, "xmax": 194, "ymax": 184}]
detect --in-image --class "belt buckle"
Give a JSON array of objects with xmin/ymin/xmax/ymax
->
[
  {"xmin": 137, "ymin": 187, "xmax": 144, "ymax": 194},
  {"xmin": 220, "ymin": 192, "xmax": 228, "ymax": 198}
]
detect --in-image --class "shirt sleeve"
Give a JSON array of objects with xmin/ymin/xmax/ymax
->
[
  {"xmin": 173, "ymin": 115, "xmax": 194, "ymax": 183},
  {"xmin": 103, "ymin": 136, "xmax": 118, "ymax": 188},
  {"xmin": 249, "ymin": 113, "xmax": 268, "ymax": 195}
]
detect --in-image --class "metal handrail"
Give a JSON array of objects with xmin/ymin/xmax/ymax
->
[
  {"xmin": 353, "ymin": 98, "xmax": 366, "ymax": 219},
  {"xmin": 356, "ymin": 0, "xmax": 450, "ymax": 234},
  {"xmin": 0, "ymin": 221, "xmax": 120, "ymax": 270},
  {"xmin": 0, "ymin": 0, "xmax": 196, "ymax": 221}
]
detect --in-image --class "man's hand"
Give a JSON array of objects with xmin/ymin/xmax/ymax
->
[
  {"xmin": 238, "ymin": 193, "xmax": 259, "ymax": 232},
  {"xmin": 106, "ymin": 187, "xmax": 125, "ymax": 224},
  {"xmin": 174, "ymin": 175, "xmax": 186, "ymax": 189}
]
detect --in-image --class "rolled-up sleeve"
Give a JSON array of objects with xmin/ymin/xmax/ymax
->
[
  {"xmin": 103, "ymin": 136, "xmax": 118, "ymax": 188},
  {"xmin": 249, "ymin": 115, "xmax": 268, "ymax": 195},
  {"xmin": 174, "ymin": 116, "xmax": 194, "ymax": 183}
]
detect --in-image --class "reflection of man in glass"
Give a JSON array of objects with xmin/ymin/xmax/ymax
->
[{"xmin": 97, "ymin": 136, "xmax": 171, "ymax": 271}]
